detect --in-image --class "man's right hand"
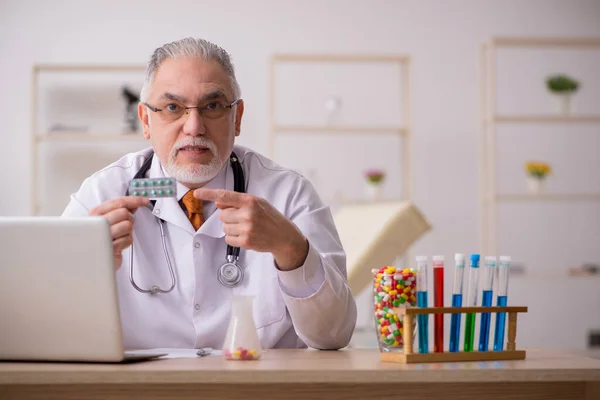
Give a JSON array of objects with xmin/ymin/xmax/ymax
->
[{"xmin": 89, "ymin": 196, "xmax": 150, "ymax": 270}]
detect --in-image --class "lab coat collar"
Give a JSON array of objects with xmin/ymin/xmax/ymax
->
[{"xmin": 148, "ymin": 153, "xmax": 231, "ymax": 238}]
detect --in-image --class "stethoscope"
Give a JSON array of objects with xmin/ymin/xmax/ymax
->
[{"xmin": 126, "ymin": 151, "xmax": 245, "ymax": 295}]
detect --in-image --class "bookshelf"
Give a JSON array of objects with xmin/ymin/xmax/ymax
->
[
  {"xmin": 479, "ymin": 37, "xmax": 600, "ymax": 257},
  {"xmin": 31, "ymin": 64, "xmax": 148, "ymax": 215},
  {"xmin": 268, "ymin": 53, "xmax": 413, "ymax": 202}
]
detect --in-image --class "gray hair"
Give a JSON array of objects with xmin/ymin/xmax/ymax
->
[{"xmin": 140, "ymin": 37, "xmax": 241, "ymax": 102}]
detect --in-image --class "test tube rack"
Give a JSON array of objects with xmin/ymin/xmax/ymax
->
[{"xmin": 380, "ymin": 306, "xmax": 528, "ymax": 364}]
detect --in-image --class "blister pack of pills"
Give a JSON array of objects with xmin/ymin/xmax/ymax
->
[{"xmin": 128, "ymin": 177, "xmax": 177, "ymax": 199}]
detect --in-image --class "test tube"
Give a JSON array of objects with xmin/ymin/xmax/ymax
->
[
  {"xmin": 493, "ymin": 256, "xmax": 510, "ymax": 351},
  {"xmin": 433, "ymin": 255, "xmax": 444, "ymax": 353},
  {"xmin": 449, "ymin": 253, "xmax": 465, "ymax": 352},
  {"xmin": 416, "ymin": 256, "xmax": 429, "ymax": 354},
  {"xmin": 478, "ymin": 256, "xmax": 496, "ymax": 352},
  {"xmin": 463, "ymin": 254, "xmax": 480, "ymax": 352}
]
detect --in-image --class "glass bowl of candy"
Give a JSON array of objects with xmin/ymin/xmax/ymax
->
[{"xmin": 373, "ymin": 266, "xmax": 417, "ymax": 352}]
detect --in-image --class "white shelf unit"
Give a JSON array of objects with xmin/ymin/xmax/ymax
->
[
  {"xmin": 268, "ymin": 53, "xmax": 413, "ymax": 202},
  {"xmin": 268, "ymin": 53, "xmax": 413, "ymax": 269},
  {"xmin": 31, "ymin": 64, "xmax": 148, "ymax": 215},
  {"xmin": 479, "ymin": 37, "xmax": 600, "ymax": 256}
]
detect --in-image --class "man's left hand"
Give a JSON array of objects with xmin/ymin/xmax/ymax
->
[{"xmin": 193, "ymin": 188, "xmax": 309, "ymax": 271}]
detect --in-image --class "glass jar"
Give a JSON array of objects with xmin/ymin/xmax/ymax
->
[
  {"xmin": 373, "ymin": 266, "xmax": 417, "ymax": 352},
  {"xmin": 222, "ymin": 295, "xmax": 262, "ymax": 360}
]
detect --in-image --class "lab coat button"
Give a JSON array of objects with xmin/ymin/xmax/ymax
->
[
  {"xmin": 154, "ymin": 209, "xmax": 161, "ymax": 216},
  {"xmin": 194, "ymin": 242, "xmax": 200, "ymax": 248},
  {"xmin": 195, "ymin": 304, "xmax": 200, "ymax": 311}
]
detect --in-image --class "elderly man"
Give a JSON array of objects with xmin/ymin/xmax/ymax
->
[{"xmin": 62, "ymin": 37, "xmax": 356, "ymax": 351}]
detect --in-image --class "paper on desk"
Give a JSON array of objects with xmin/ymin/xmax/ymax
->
[{"xmin": 131, "ymin": 348, "xmax": 223, "ymax": 358}]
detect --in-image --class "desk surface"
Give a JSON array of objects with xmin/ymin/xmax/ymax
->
[{"xmin": 2, "ymin": 348, "xmax": 600, "ymax": 385}]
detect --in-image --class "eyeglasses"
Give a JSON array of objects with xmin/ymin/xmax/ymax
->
[{"xmin": 144, "ymin": 99, "xmax": 241, "ymax": 123}]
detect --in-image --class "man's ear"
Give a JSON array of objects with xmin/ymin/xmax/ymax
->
[
  {"xmin": 139, "ymin": 103, "xmax": 151, "ymax": 139},
  {"xmin": 234, "ymin": 100, "xmax": 244, "ymax": 137}
]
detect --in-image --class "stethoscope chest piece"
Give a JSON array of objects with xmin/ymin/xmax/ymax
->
[
  {"xmin": 218, "ymin": 256, "xmax": 244, "ymax": 288},
  {"xmin": 150, "ymin": 285, "xmax": 161, "ymax": 295}
]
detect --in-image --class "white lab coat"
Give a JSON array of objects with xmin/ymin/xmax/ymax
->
[{"xmin": 62, "ymin": 144, "xmax": 357, "ymax": 350}]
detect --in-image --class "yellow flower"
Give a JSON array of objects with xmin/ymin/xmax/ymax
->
[{"xmin": 525, "ymin": 161, "xmax": 552, "ymax": 179}]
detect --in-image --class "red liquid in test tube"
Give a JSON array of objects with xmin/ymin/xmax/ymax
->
[{"xmin": 433, "ymin": 255, "xmax": 445, "ymax": 353}]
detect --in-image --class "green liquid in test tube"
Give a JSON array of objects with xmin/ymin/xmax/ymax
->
[{"xmin": 463, "ymin": 254, "xmax": 480, "ymax": 352}]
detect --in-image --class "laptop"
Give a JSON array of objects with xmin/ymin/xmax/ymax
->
[{"xmin": 0, "ymin": 216, "xmax": 166, "ymax": 363}]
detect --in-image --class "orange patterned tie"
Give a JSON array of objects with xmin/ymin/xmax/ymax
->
[{"xmin": 181, "ymin": 190, "xmax": 204, "ymax": 231}]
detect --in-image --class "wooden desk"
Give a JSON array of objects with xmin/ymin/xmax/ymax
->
[{"xmin": 1, "ymin": 349, "xmax": 600, "ymax": 400}]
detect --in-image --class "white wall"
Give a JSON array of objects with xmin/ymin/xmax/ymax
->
[{"xmin": 1, "ymin": 0, "xmax": 599, "ymax": 349}]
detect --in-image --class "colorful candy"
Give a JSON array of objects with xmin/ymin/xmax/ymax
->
[
  {"xmin": 373, "ymin": 266, "xmax": 417, "ymax": 348},
  {"xmin": 224, "ymin": 346, "xmax": 260, "ymax": 360}
]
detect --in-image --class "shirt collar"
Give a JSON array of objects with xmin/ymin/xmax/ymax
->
[{"xmin": 150, "ymin": 153, "xmax": 232, "ymax": 237}]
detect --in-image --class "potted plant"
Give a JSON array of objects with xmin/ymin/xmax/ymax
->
[
  {"xmin": 546, "ymin": 74, "xmax": 579, "ymax": 115},
  {"xmin": 364, "ymin": 169, "xmax": 385, "ymax": 201},
  {"xmin": 524, "ymin": 161, "xmax": 552, "ymax": 194}
]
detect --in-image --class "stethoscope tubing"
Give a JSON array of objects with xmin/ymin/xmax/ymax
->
[{"xmin": 127, "ymin": 151, "xmax": 245, "ymax": 294}]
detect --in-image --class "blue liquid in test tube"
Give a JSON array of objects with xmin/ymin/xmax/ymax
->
[
  {"xmin": 494, "ymin": 256, "xmax": 511, "ymax": 351},
  {"xmin": 478, "ymin": 256, "xmax": 496, "ymax": 352},
  {"xmin": 449, "ymin": 253, "xmax": 465, "ymax": 352},
  {"xmin": 416, "ymin": 256, "xmax": 429, "ymax": 354}
]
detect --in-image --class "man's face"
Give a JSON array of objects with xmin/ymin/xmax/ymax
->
[{"xmin": 139, "ymin": 57, "xmax": 243, "ymax": 187}]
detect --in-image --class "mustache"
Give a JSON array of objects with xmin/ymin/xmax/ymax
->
[{"xmin": 172, "ymin": 138, "xmax": 217, "ymax": 154}]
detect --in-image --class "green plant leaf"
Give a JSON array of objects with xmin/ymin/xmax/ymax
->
[{"xmin": 546, "ymin": 74, "xmax": 580, "ymax": 93}]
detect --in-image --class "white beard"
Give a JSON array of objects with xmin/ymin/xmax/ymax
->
[{"xmin": 163, "ymin": 137, "xmax": 227, "ymax": 185}]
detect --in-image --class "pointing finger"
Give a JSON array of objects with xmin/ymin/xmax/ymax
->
[{"xmin": 193, "ymin": 188, "xmax": 248, "ymax": 208}]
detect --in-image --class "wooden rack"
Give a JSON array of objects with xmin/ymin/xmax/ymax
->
[{"xmin": 381, "ymin": 306, "xmax": 528, "ymax": 363}]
